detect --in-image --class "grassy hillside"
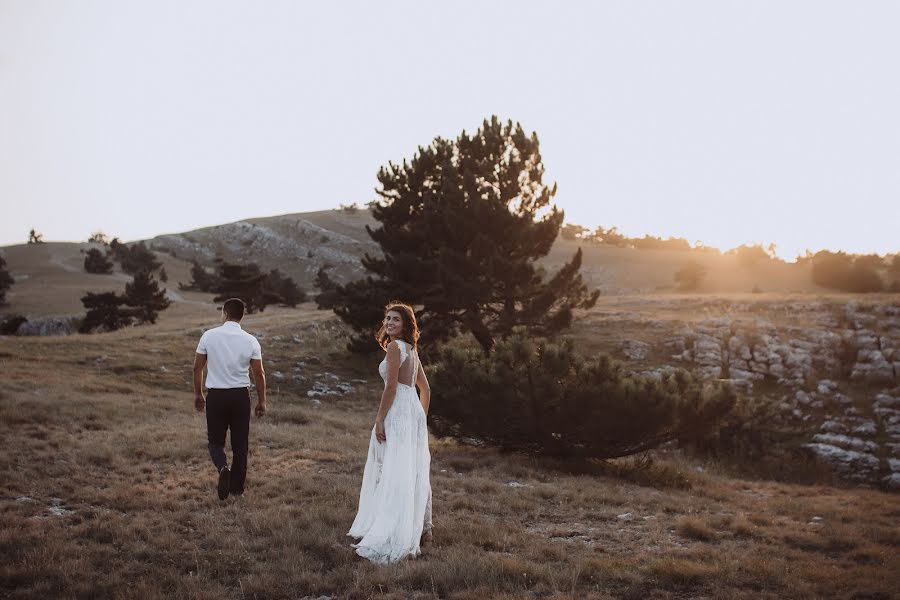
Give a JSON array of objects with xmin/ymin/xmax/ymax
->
[
  {"xmin": 2, "ymin": 309, "xmax": 897, "ymax": 599},
  {"xmin": 0, "ymin": 209, "xmax": 829, "ymax": 320}
]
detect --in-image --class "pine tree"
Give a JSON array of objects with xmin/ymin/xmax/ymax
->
[
  {"xmin": 0, "ymin": 256, "xmax": 14, "ymax": 304},
  {"xmin": 430, "ymin": 333, "xmax": 736, "ymax": 459},
  {"xmin": 327, "ymin": 116, "xmax": 599, "ymax": 352},
  {"xmin": 80, "ymin": 291, "xmax": 133, "ymax": 332},
  {"xmin": 180, "ymin": 261, "xmax": 218, "ymax": 292},
  {"xmin": 83, "ymin": 248, "xmax": 114, "ymax": 274},
  {"xmin": 159, "ymin": 267, "xmax": 168, "ymax": 283},
  {"xmin": 27, "ymin": 229, "xmax": 44, "ymax": 244},
  {"xmin": 266, "ymin": 268, "xmax": 306, "ymax": 307},
  {"xmin": 313, "ymin": 267, "xmax": 341, "ymax": 309},
  {"xmin": 123, "ymin": 270, "xmax": 171, "ymax": 324},
  {"xmin": 212, "ymin": 262, "xmax": 281, "ymax": 313},
  {"xmin": 108, "ymin": 239, "xmax": 161, "ymax": 274}
]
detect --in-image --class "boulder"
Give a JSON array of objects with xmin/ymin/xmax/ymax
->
[
  {"xmin": 15, "ymin": 316, "xmax": 79, "ymax": 336},
  {"xmin": 851, "ymin": 420, "xmax": 878, "ymax": 437},
  {"xmin": 621, "ymin": 339, "xmax": 650, "ymax": 361},
  {"xmin": 810, "ymin": 433, "xmax": 878, "ymax": 454},
  {"xmin": 820, "ymin": 420, "xmax": 849, "ymax": 435},
  {"xmin": 803, "ymin": 443, "xmax": 880, "ymax": 483}
]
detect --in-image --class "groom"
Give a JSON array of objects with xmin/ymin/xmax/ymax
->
[{"xmin": 192, "ymin": 297, "xmax": 267, "ymax": 500}]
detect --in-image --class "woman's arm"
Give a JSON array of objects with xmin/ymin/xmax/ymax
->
[
  {"xmin": 416, "ymin": 360, "xmax": 431, "ymax": 415},
  {"xmin": 374, "ymin": 342, "xmax": 401, "ymax": 442}
]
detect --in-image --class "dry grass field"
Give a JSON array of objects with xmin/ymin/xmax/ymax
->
[{"xmin": 2, "ymin": 307, "xmax": 898, "ymax": 600}]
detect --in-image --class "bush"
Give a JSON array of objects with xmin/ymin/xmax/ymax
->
[
  {"xmin": 429, "ymin": 333, "xmax": 736, "ymax": 459},
  {"xmin": 83, "ymin": 248, "xmax": 114, "ymax": 274},
  {"xmin": 674, "ymin": 260, "xmax": 706, "ymax": 291},
  {"xmin": 180, "ymin": 261, "xmax": 218, "ymax": 292},
  {"xmin": 79, "ymin": 292, "xmax": 133, "ymax": 333},
  {"xmin": 728, "ymin": 244, "xmax": 776, "ymax": 267},
  {"xmin": 811, "ymin": 251, "xmax": 884, "ymax": 293},
  {"xmin": 108, "ymin": 239, "xmax": 161, "ymax": 275}
]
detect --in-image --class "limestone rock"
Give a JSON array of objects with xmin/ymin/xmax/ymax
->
[{"xmin": 803, "ymin": 443, "xmax": 880, "ymax": 482}]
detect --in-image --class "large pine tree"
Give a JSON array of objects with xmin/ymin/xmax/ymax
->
[{"xmin": 324, "ymin": 116, "xmax": 599, "ymax": 352}]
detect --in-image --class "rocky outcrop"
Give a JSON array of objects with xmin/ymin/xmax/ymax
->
[{"xmin": 15, "ymin": 316, "xmax": 80, "ymax": 336}]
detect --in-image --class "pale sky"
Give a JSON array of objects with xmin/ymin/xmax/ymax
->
[{"xmin": 1, "ymin": 1, "xmax": 898, "ymax": 259}]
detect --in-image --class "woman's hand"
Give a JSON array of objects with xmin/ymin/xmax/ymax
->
[{"xmin": 375, "ymin": 419, "xmax": 386, "ymax": 443}]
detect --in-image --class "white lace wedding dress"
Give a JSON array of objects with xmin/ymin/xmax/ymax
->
[{"xmin": 348, "ymin": 339, "xmax": 433, "ymax": 563}]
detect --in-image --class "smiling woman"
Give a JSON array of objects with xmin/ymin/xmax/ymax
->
[{"xmin": 348, "ymin": 300, "xmax": 433, "ymax": 563}]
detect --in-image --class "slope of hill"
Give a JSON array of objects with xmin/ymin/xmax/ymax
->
[
  {"xmin": 147, "ymin": 209, "xmax": 379, "ymax": 288},
  {"xmin": 146, "ymin": 208, "xmax": 823, "ymax": 294},
  {"xmin": 0, "ymin": 208, "xmax": 861, "ymax": 322}
]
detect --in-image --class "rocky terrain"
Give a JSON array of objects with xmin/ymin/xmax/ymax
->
[
  {"xmin": 589, "ymin": 298, "xmax": 900, "ymax": 489},
  {"xmin": 147, "ymin": 210, "xmax": 379, "ymax": 287}
]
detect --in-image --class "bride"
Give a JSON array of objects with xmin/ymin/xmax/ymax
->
[{"xmin": 348, "ymin": 301, "xmax": 433, "ymax": 563}]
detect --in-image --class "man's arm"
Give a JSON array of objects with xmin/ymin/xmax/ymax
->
[
  {"xmin": 193, "ymin": 353, "xmax": 207, "ymax": 412},
  {"xmin": 250, "ymin": 358, "xmax": 266, "ymax": 417}
]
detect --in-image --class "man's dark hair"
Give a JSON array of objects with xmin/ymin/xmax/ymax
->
[{"xmin": 223, "ymin": 297, "xmax": 246, "ymax": 321}]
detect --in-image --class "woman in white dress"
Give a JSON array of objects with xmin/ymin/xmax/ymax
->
[{"xmin": 348, "ymin": 301, "xmax": 433, "ymax": 563}]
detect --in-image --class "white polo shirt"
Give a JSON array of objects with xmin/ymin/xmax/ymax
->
[{"xmin": 196, "ymin": 321, "xmax": 262, "ymax": 389}]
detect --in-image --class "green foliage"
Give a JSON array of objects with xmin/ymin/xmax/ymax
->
[
  {"xmin": 27, "ymin": 229, "xmax": 44, "ymax": 244},
  {"xmin": 123, "ymin": 271, "xmax": 171, "ymax": 324},
  {"xmin": 83, "ymin": 248, "xmax": 114, "ymax": 274},
  {"xmin": 810, "ymin": 251, "xmax": 884, "ymax": 293},
  {"xmin": 180, "ymin": 261, "xmax": 218, "ymax": 292},
  {"xmin": 266, "ymin": 268, "xmax": 306, "ymax": 307},
  {"xmin": 327, "ymin": 116, "xmax": 599, "ymax": 352},
  {"xmin": 108, "ymin": 239, "xmax": 162, "ymax": 275},
  {"xmin": 182, "ymin": 260, "xmax": 306, "ymax": 309},
  {"xmin": 0, "ymin": 256, "xmax": 13, "ymax": 304},
  {"xmin": 429, "ymin": 333, "xmax": 736, "ymax": 459},
  {"xmin": 206, "ymin": 261, "xmax": 305, "ymax": 313},
  {"xmin": 79, "ymin": 292, "xmax": 133, "ymax": 333},
  {"xmin": 674, "ymin": 260, "xmax": 706, "ymax": 291},
  {"xmin": 313, "ymin": 267, "xmax": 340, "ymax": 309},
  {"xmin": 80, "ymin": 271, "xmax": 170, "ymax": 332}
]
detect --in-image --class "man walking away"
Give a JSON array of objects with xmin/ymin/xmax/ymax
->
[{"xmin": 193, "ymin": 298, "xmax": 267, "ymax": 500}]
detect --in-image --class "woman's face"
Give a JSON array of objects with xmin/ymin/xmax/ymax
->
[{"xmin": 383, "ymin": 310, "xmax": 404, "ymax": 338}]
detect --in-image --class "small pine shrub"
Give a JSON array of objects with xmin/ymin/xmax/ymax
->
[{"xmin": 429, "ymin": 333, "xmax": 736, "ymax": 459}]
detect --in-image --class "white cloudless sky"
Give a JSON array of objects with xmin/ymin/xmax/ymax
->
[{"xmin": 1, "ymin": 1, "xmax": 898, "ymax": 259}]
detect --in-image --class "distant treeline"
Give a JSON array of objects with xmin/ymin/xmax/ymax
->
[{"xmin": 563, "ymin": 223, "xmax": 899, "ymax": 293}]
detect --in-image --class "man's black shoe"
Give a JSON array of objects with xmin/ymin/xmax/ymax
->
[{"xmin": 217, "ymin": 467, "xmax": 231, "ymax": 500}]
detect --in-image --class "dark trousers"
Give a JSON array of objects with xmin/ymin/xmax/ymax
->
[{"xmin": 206, "ymin": 387, "xmax": 251, "ymax": 493}]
